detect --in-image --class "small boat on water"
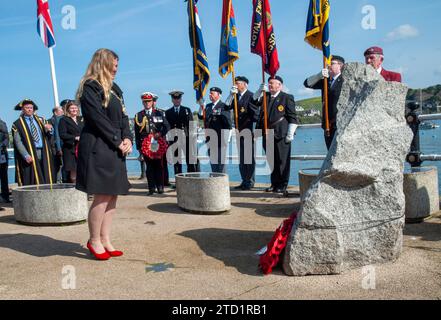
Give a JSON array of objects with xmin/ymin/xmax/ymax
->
[{"xmin": 420, "ymin": 122, "xmax": 439, "ymax": 130}]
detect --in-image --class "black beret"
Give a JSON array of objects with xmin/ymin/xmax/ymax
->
[
  {"xmin": 331, "ymin": 55, "xmax": 345, "ymax": 64},
  {"xmin": 268, "ymin": 75, "xmax": 283, "ymax": 84},
  {"xmin": 15, "ymin": 99, "xmax": 38, "ymax": 111},
  {"xmin": 235, "ymin": 76, "xmax": 249, "ymax": 84},
  {"xmin": 210, "ymin": 87, "xmax": 222, "ymax": 94}
]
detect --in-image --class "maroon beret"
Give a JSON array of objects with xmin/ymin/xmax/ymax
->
[{"xmin": 364, "ymin": 46, "xmax": 383, "ymax": 56}]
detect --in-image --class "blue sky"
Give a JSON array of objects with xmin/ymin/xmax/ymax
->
[{"xmin": 0, "ymin": 0, "xmax": 440, "ymax": 126}]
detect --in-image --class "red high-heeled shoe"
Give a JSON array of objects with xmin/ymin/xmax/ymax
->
[
  {"xmin": 87, "ymin": 241, "xmax": 110, "ymax": 260},
  {"xmin": 105, "ymin": 248, "xmax": 124, "ymax": 257}
]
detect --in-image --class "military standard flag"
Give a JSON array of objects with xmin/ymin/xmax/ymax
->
[
  {"xmin": 187, "ymin": 0, "xmax": 210, "ymax": 102},
  {"xmin": 219, "ymin": 0, "xmax": 239, "ymax": 78},
  {"xmin": 305, "ymin": 0, "xmax": 331, "ymax": 65},
  {"xmin": 250, "ymin": 0, "xmax": 280, "ymax": 77}
]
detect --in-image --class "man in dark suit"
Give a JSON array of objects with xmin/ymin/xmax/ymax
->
[
  {"xmin": 0, "ymin": 117, "xmax": 10, "ymax": 203},
  {"xmin": 224, "ymin": 76, "xmax": 258, "ymax": 190},
  {"xmin": 364, "ymin": 46, "xmax": 402, "ymax": 82},
  {"xmin": 254, "ymin": 76, "xmax": 298, "ymax": 196},
  {"xmin": 165, "ymin": 90, "xmax": 199, "ymax": 178},
  {"xmin": 198, "ymin": 87, "xmax": 232, "ymax": 173},
  {"xmin": 304, "ymin": 55, "xmax": 345, "ymax": 149},
  {"xmin": 134, "ymin": 92, "xmax": 170, "ymax": 195}
]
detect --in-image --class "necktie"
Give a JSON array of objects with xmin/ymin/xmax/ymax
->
[
  {"xmin": 175, "ymin": 107, "xmax": 179, "ymax": 114},
  {"xmin": 330, "ymin": 78, "xmax": 335, "ymax": 87},
  {"xmin": 29, "ymin": 118, "xmax": 40, "ymax": 144}
]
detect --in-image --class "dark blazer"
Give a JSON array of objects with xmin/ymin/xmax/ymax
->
[
  {"xmin": 58, "ymin": 116, "xmax": 84, "ymax": 171},
  {"xmin": 304, "ymin": 75, "xmax": 343, "ymax": 131},
  {"xmin": 0, "ymin": 119, "xmax": 8, "ymax": 161},
  {"xmin": 76, "ymin": 80, "xmax": 132, "ymax": 195},
  {"xmin": 381, "ymin": 68, "xmax": 402, "ymax": 82},
  {"xmin": 255, "ymin": 92, "xmax": 298, "ymax": 140},
  {"xmin": 224, "ymin": 90, "xmax": 258, "ymax": 131},
  {"xmin": 198, "ymin": 101, "xmax": 232, "ymax": 146},
  {"xmin": 165, "ymin": 105, "xmax": 193, "ymax": 140}
]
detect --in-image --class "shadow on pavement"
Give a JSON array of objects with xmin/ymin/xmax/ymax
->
[
  {"xmin": 178, "ymin": 228, "xmax": 273, "ymax": 276},
  {"xmin": 147, "ymin": 202, "xmax": 184, "ymax": 215},
  {"xmin": 403, "ymin": 218, "xmax": 441, "ymax": 242},
  {"xmin": 0, "ymin": 233, "xmax": 89, "ymax": 259},
  {"xmin": 0, "ymin": 214, "xmax": 19, "ymax": 226},
  {"xmin": 232, "ymin": 202, "xmax": 300, "ymax": 218}
]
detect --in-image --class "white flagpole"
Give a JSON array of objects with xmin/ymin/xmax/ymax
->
[{"xmin": 48, "ymin": 46, "xmax": 60, "ymax": 107}]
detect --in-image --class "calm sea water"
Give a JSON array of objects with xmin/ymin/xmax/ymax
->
[
  {"xmin": 7, "ymin": 120, "xmax": 440, "ymax": 190},
  {"xmin": 126, "ymin": 120, "xmax": 441, "ymax": 190}
]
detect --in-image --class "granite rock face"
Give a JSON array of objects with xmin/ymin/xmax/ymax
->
[{"xmin": 283, "ymin": 63, "xmax": 413, "ymax": 276}]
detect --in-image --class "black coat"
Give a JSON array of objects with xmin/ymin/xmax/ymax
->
[
  {"xmin": 12, "ymin": 115, "xmax": 55, "ymax": 186},
  {"xmin": 58, "ymin": 116, "xmax": 84, "ymax": 171},
  {"xmin": 76, "ymin": 80, "xmax": 132, "ymax": 195},
  {"xmin": 255, "ymin": 92, "xmax": 298, "ymax": 140},
  {"xmin": 225, "ymin": 90, "xmax": 258, "ymax": 131},
  {"xmin": 134, "ymin": 109, "xmax": 170, "ymax": 151},
  {"xmin": 198, "ymin": 101, "xmax": 232, "ymax": 147},
  {"xmin": 165, "ymin": 105, "xmax": 193, "ymax": 141},
  {"xmin": 303, "ymin": 75, "xmax": 343, "ymax": 130}
]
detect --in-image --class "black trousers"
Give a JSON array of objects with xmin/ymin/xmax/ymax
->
[
  {"xmin": 208, "ymin": 145, "xmax": 227, "ymax": 174},
  {"xmin": 264, "ymin": 137, "xmax": 291, "ymax": 189},
  {"xmin": 0, "ymin": 162, "xmax": 9, "ymax": 201},
  {"xmin": 170, "ymin": 139, "xmax": 200, "ymax": 174},
  {"xmin": 237, "ymin": 135, "xmax": 255, "ymax": 186},
  {"xmin": 139, "ymin": 160, "xmax": 146, "ymax": 178},
  {"xmin": 144, "ymin": 155, "xmax": 166, "ymax": 191}
]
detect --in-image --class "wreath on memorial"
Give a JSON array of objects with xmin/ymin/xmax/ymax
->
[
  {"xmin": 141, "ymin": 133, "xmax": 168, "ymax": 160},
  {"xmin": 259, "ymin": 211, "xmax": 298, "ymax": 275}
]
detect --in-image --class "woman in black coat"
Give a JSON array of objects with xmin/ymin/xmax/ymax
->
[
  {"xmin": 58, "ymin": 101, "xmax": 84, "ymax": 183},
  {"xmin": 76, "ymin": 48, "xmax": 133, "ymax": 260}
]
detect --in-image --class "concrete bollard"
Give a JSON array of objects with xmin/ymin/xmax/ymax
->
[
  {"xmin": 175, "ymin": 173, "xmax": 230, "ymax": 214},
  {"xmin": 298, "ymin": 168, "xmax": 321, "ymax": 201},
  {"xmin": 403, "ymin": 166, "xmax": 440, "ymax": 223},
  {"xmin": 13, "ymin": 184, "xmax": 88, "ymax": 226}
]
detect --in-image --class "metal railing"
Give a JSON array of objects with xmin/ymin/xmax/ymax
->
[{"xmin": 406, "ymin": 102, "xmax": 441, "ymax": 167}]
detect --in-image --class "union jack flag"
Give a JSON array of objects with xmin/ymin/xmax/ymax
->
[{"xmin": 37, "ymin": 0, "xmax": 56, "ymax": 48}]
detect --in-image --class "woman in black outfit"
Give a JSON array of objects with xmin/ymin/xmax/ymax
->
[
  {"xmin": 58, "ymin": 101, "xmax": 84, "ymax": 183},
  {"xmin": 76, "ymin": 48, "xmax": 133, "ymax": 260}
]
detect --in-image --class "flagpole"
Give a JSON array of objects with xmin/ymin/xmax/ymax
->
[
  {"xmin": 189, "ymin": 0, "xmax": 206, "ymax": 128},
  {"xmin": 261, "ymin": 0, "xmax": 268, "ymax": 134},
  {"xmin": 231, "ymin": 70, "xmax": 239, "ymax": 130},
  {"xmin": 48, "ymin": 46, "xmax": 60, "ymax": 107},
  {"xmin": 323, "ymin": 57, "xmax": 330, "ymax": 137}
]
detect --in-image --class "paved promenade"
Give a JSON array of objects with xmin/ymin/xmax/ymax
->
[{"xmin": 0, "ymin": 180, "xmax": 440, "ymax": 299}]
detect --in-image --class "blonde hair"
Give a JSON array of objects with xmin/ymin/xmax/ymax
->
[{"xmin": 76, "ymin": 48, "xmax": 119, "ymax": 107}]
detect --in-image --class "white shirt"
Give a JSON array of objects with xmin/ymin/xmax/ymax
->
[
  {"xmin": 330, "ymin": 73, "xmax": 341, "ymax": 87},
  {"xmin": 212, "ymin": 99, "xmax": 221, "ymax": 108},
  {"xmin": 376, "ymin": 66, "xmax": 383, "ymax": 74},
  {"xmin": 271, "ymin": 91, "xmax": 281, "ymax": 99},
  {"xmin": 238, "ymin": 89, "xmax": 248, "ymax": 100}
]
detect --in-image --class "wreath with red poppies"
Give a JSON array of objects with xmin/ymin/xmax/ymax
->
[
  {"xmin": 141, "ymin": 133, "xmax": 168, "ymax": 160},
  {"xmin": 259, "ymin": 211, "xmax": 298, "ymax": 275}
]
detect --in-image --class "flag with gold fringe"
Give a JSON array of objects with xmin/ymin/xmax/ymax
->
[
  {"xmin": 187, "ymin": 0, "xmax": 210, "ymax": 101},
  {"xmin": 305, "ymin": 0, "xmax": 331, "ymax": 65},
  {"xmin": 219, "ymin": 0, "xmax": 239, "ymax": 78}
]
